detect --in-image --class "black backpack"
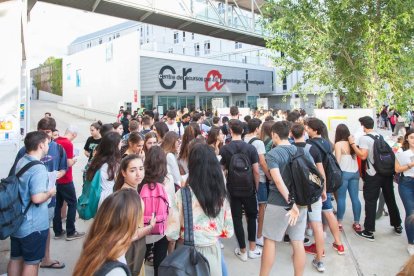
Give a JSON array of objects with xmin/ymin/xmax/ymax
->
[
  {"xmin": 94, "ymin": 260, "xmax": 131, "ymax": 276},
  {"xmin": 308, "ymin": 139, "xmax": 342, "ymax": 193},
  {"xmin": 0, "ymin": 160, "xmax": 43, "ymax": 240},
  {"xmin": 159, "ymin": 187, "xmax": 210, "ymax": 276},
  {"xmin": 282, "ymin": 147, "xmax": 324, "ymax": 210},
  {"xmin": 227, "ymin": 143, "xmax": 255, "ymax": 198},
  {"xmin": 366, "ymin": 134, "xmax": 395, "ymax": 176}
]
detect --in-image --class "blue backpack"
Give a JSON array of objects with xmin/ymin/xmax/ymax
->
[
  {"xmin": 0, "ymin": 160, "xmax": 43, "ymax": 240},
  {"xmin": 77, "ymin": 170, "xmax": 102, "ymax": 220}
]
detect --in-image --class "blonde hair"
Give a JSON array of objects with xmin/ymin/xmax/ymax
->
[
  {"xmin": 397, "ymin": 255, "xmax": 414, "ymax": 276},
  {"xmin": 73, "ymin": 190, "xmax": 142, "ymax": 276}
]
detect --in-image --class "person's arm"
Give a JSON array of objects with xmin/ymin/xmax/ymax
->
[
  {"xmin": 395, "ymin": 158, "xmax": 414, "ymax": 174},
  {"xmin": 316, "ymin": 162, "xmax": 327, "ymax": 201},
  {"xmin": 83, "ymin": 139, "xmax": 90, "ymax": 157},
  {"xmin": 252, "ymin": 163, "xmax": 260, "ymax": 191},
  {"xmin": 348, "ymin": 135, "xmax": 369, "ymax": 160},
  {"xmin": 269, "ymin": 168, "xmax": 300, "ymax": 225},
  {"xmin": 334, "ymin": 142, "xmax": 342, "ymax": 164},
  {"xmin": 259, "ymin": 153, "xmax": 271, "ymax": 180},
  {"xmin": 57, "ymin": 147, "xmax": 68, "ymax": 179},
  {"xmin": 30, "ymin": 169, "xmax": 56, "ymax": 204},
  {"xmin": 31, "ymin": 188, "xmax": 56, "ymax": 204}
]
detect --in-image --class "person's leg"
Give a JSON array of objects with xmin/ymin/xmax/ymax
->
[
  {"xmin": 291, "ymin": 241, "xmax": 306, "ymax": 276},
  {"xmin": 322, "ymin": 193, "xmax": 343, "ymax": 246},
  {"xmin": 221, "ymin": 251, "xmax": 229, "ymax": 276},
  {"xmin": 259, "ymin": 238, "xmax": 276, "ymax": 276},
  {"xmin": 61, "ymin": 202, "xmax": 67, "ymax": 221},
  {"xmin": 230, "ymin": 196, "xmax": 246, "ymax": 251},
  {"xmin": 380, "ymin": 175, "xmax": 402, "ymax": 228},
  {"xmin": 307, "ymin": 199, "xmax": 324, "ymax": 261},
  {"xmin": 376, "ymin": 191, "xmax": 386, "ymax": 219},
  {"xmin": 363, "ymin": 174, "xmax": 381, "ymax": 232},
  {"xmin": 53, "ymin": 186, "xmax": 63, "ymax": 235},
  {"xmin": 62, "ymin": 182, "xmax": 77, "ymax": 235},
  {"xmin": 243, "ymin": 194, "xmax": 258, "ymax": 251},
  {"xmin": 21, "ymin": 264, "xmax": 39, "ymax": 276},
  {"xmin": 336, "ymin": 172, "xmax": 350, "ymax": 223},
  {"xmin": 257, "ymin": 204, "xmax": 266, "ymax": 239},
  {"xmin": 153, "ymin": 236, "xmax": 169, "ymax": 276},
  {"xmin": 8, "ymin": 259, "xmax": 23, "ymax": 276},
  {"xmin": 348, "ymin": 172, "xmax": 362, "ymax": 223},
  {"xmin": 399, "ymin": 178, "xmax": 414, "ymax": 244}
]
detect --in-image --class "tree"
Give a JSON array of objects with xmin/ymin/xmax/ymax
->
[{"xmin": 262, "ymin": 0, "xmax": 414, "ymax": 112}]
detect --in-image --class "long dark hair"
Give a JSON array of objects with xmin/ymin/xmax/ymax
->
[
  {"xmin": 179, "ymin": 125, "xmax": 197, "ymax": 161},
  {"xmin": 86, "ymin": 132, "xmax": 121, "ymax": 181},
  {"xmin": 140, "ymin": 146, "xmax": 168, "ymax": 189},
  {"xmin": 335, "ymin": 124, "xmax": 355, "ymax": 155},
  {"xmin": 187, "ymin": 143, "xmax": 226, "ymax": 218},
  {"xmin": 161, "ymin": 131, "xmax": 179, "ymax": 155},
  {"xmin": 114, "ymin": 154, "xmax": 140, "ymax": 192},
  {"xmin": 154, "ymin": 122, "xmax": 169, "ymax": 140},
  {"xmin": 402, "ymin": 129, "xmax": 414, "ymax": 151},
  {"xmin": 206, "ymin": 126, "xmax": 222, "ymax": 148},
  {"xmin": 144, "ymin": 132, "xmax": 157, "ymax": 155}
]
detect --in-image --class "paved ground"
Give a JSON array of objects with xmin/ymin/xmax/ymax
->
[{"xmin": 0, "ymin": 100, "xmax": 411, "ymax": 275}]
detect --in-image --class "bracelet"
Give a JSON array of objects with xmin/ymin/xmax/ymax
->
[{"xmin": 350, "ymin": 143, "xmax": 355, "ymax": 146}]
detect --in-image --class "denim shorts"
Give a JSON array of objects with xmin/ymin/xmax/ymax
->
[
  {"xmin": 257, "ymin": 182, "xmax": 268, "ymax": 204},
  {"xmin": 322, "ymin": 193, "xmax": 333, "ymax": 211},
  {"xmin": 11, "ymin": 229, "xmax": 48, "ymax": 264}
]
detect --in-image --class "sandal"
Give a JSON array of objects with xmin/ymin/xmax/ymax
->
[{"xmin": 40, "ymin": 260, "xmax": 65, "ymax": 269}]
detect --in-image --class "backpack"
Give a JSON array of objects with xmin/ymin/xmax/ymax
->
[
  {"xmin": 227, "ymin": 143, "xmax": 255, "ymax": 198},
  {"xmin": 366, "ymin": 134, "xmax": 395, "ymax": 176},
  {"xmin": 308, "ymin": 139, "xmax": 342, "ymax": 193},
  {"xmin": 139, "ymin": 183, "xmax": 169, "ymax": 235},
  {"xmin": 281, "ymin": 147, "xmax": 324, "ymax": 210},
  {"xmin": 158, "ymin": 187, "xmax": 210, "ymax": 276},
  {"xmin": 0, "ymin": 160, "xmax": 43, "ymax": 240},
  {"xmin": 94, "ymin": 260, "xmax": 131, "ymax": 276},
  {"xmin": 77, "ymin": 170, "xmax": 102, "ymax": 220}
]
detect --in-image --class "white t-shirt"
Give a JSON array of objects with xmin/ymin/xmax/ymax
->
[
  {"xmin": 99, "ymin": 163, "xmax": 116, "ymax": 207},
  {"xmin": 396, "ymin": 150, "xmax": 414, "ymax": 178},
  {"xmin": 167, "ymin": 122, "xmax": 185, "ymax": 137},
  {"xmin": 244, "ymin": 136, "xmax": 266, "ymax": 183},
  {"xmin": 358, "ymin": 132, "xmax": 379, "ymax": 176}
]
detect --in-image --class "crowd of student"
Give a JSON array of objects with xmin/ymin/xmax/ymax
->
[{"xmin": 5, "ymin": 105, "xmax": 414, "ymax": 276}]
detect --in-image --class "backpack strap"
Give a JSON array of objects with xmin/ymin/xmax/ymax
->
[
  {"xmin": 16, "ymin": 160, "xmax": 43, "ymax": 178},
  {"xmin": 248, "ymin": 137, "xmax": 260, "ymax": 145},
  {"xmin": 307, "ymin": 139, "xmax": 328, "ymax": 155},
  {"xmin": 94, "ymin": 260, "xmax": 131, "ymax": 276},
  {"xmin": 182, "ymin": 186, "xmax": 194, "ymax": 246}
]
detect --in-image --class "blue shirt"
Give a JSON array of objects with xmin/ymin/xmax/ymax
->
[
  {"xmin": 10, "ymin": 141, "xmax": 68, "ymax": 207},
  {"xmin": 13, "ymin": 154, "xmax": 49, "ymax": 238}
]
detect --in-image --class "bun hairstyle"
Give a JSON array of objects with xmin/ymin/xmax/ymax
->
[{"xmin": 91, "ymin": 121, "xmax": 103, "ymax": 130}]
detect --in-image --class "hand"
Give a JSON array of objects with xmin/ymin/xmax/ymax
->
[
  {"xmin": 48, "ymin": 186, "xmax": 56, "ymax": 197},
  {"xmin": 321, "ymin": 191, "xmax": 327, "ymax": 202},
  {"xmin": 149, "ymin": 213, "xmax": 157, "ymax": 228},
  {"xmin": 286, "ymin": 204, "xmax": 300, "ymax": 226},
  {"xmin": 348, "ymin": 135, "xmax": 355, "ymax": 145}
]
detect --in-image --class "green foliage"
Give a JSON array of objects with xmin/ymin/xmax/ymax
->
[
  {"xmin": 263, "ymin": 0, "xmax": 414, "ymax": 112},
  {"xmin": 34, "ymin": 56, "xmax": 62, "ymax": 96}
]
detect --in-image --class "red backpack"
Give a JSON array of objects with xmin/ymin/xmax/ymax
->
[{"xmin": 140, "ymin": 183, "xmax": 169, "ymax": 235}]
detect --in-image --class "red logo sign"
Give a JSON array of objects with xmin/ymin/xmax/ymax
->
[
  {"xmin": 205, "ymin": 70, "xmax": 225, "ymax": 91},
  {"xmin": 133, "ymin": 90, "xmax": 138, "ymax": 103}
]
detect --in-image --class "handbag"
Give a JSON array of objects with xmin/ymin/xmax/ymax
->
[{"xmin": 158, "ymin": 187, "xmax": 210, "ymax": 276}]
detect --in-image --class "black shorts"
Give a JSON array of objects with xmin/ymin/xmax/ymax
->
[{"xmin": 10, "ymin": 229, "xmax": 48, "ymax": 264}]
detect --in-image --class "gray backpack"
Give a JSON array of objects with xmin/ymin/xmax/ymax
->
[{"xmin": 158, "ymin": 187, "xmax": 210, "ymax": 276}]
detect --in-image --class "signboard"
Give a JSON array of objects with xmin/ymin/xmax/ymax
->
[
  {"xmin": 133, "ymin": 90, "xmax": 138, "ymax": 103},
  {"xmin": 314, "ymin": 108, "xmax": 376, "ymax": 142},
  {"xmin": 141, "ymin": 57, "xmax": 273, "ymax": 93},
  {"xmin": 211, "ymin": 98, "xmax": 224, "ymax": 110},
  {"xmin": 257, "ymin": 98, "xmax": 268, "ymax": 110}
]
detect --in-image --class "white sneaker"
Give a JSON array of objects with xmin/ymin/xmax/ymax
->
[
  {"xmin": 256, "ymin": 236, "xmax": 264, "ymax": 247},
  {"xmin": 407, "ymin": 244, "xmax": 414, "ymax": 256},
  {"xmin": 234, "ymin": 248, "xmax": 247, "ymax": 262},
  {"xmin": 248, "ymin": 247, "xmax": 262, "ymax": 259}
]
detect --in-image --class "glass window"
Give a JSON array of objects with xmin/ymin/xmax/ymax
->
[
  {"xmin": 174, "ymin": 32, "xmax": 179, "ymax": 44},
  {"xmin": 168, "ymin": 48, "xmax": 173, "ymax": 53},
  {"xmin": 247, "ymin": 96, "xmax": 259, "ymax": 109},
  {"xmin": 194, "ymin": 43, "xmax": 200, "ymax": 56},
  {"xmin": 141, "ymin": 96, "xmax": 153, "ymax": 110},
  {"xmin": 99, "ymin": 38, "xmax": 102, "ymax": 44},
  {"xmin": 76, "ymin": 69, "xmax": 81, "ymax": 87},
  {"xmin": 183, "ymin": 32, "xmax": 186, "ymax": 42},
  {"xmin": 199, "ymin": 96, "xmax": 229, "ymax": 110},
  {"xmin": 204, "ymin": 41, "xmax": 210, "ymax": 55},
  {"xmin": 283, "ymin": 76, "xmax": 287, "ymax": 90},
  {"xmin": 192, "ymin": 32, "xmax": 195, "ymax": 40},
  {"xmin": 66, "ymin": 64, "xmax": 71, "ymax": 80},
  {"xmin": 235, "ymin": 41, "xmax": 242, "ymax": 49}
]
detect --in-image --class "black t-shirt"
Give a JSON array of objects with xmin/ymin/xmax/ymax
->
[
  {"xmin": 84, "ymin": 136, "xmax": 102, "ymax": 161},
  {"xmin": 294, "ymin": 141, "xmax": 322, "ymax": 164},
  {"xmin": 306, "ymin": 137, "xmax": 331, "ymax": 164},
  {"xmin": 219, "ymin": 140, "xmax": 259, "ymax": 171}
]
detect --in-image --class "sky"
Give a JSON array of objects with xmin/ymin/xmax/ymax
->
[{"xmin": 26, "ymin": 2, "xmax": 126, "ymax": 69}]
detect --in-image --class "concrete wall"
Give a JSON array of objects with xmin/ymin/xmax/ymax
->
[
  {"xmin": 39, "ymin": 90, "xmax": 62, "ymax": 102},
  {"xmin": 63, "ymin": 32, "xmax": 140, "ymax": 115},
  {"xmin": 57, "ymin": 102, "xmax": 117, "ymax": 123}
]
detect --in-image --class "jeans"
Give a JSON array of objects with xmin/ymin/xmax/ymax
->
[
  {"xmin": 53, "ymin": 182, "xmax": 77, "ymax": 236},
  {"xmin": 398, "ymin": 176, "xmax": 414, "ymax": 244},
  {"xmin": 221, "ymin": 252, "xmax": 228, "ymax": 276},
  {"xmin": 363, "ymin": 174, "xmax": 402, "ymax": 232},
  {"xmin": 337, "ymin": 171, "xmax": 361, "ymax": 222},
  {"xmin": 230, "ymin": 194, "xmax": 258, "ymax": 249}
]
